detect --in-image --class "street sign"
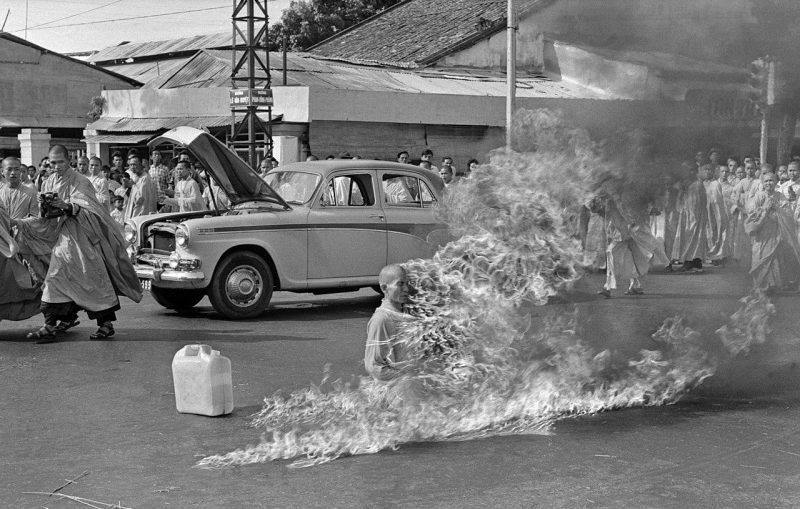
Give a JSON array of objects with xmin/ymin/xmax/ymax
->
[{"xmin": 229, "ymin": 88, "xmax": 273, "ymax": 107}]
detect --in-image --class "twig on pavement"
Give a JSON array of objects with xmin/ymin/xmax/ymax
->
[
  {"xmin": 51, "ymin": 470, "xmax": 90, "ymax": 495},
  {"xmin": 23, "ymin": 491, "xmax": 132, "ymax": 509}
]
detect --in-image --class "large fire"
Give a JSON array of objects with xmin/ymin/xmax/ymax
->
[{"xmin": 198, "ymin": 110, "xmax": 774, "ymax": 469}]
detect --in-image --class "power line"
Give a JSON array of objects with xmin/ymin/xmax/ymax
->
[
  {"xmin": 11, "ymin": 5, "xmax": 229, "ymax": 32},
  {"xmin": 24, "ymin": 0, "xmax": 126, "ymax": 31}
]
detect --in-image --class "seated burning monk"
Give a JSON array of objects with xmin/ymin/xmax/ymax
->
[{"xmin": 364, "ymin": 264, "xmax": 415, "ymax": 381}]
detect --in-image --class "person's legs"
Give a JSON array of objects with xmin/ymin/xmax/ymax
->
[
  {"xmin": 87, "ymin": 305, "xmax": 119, "ymax": 339},
  {"xmin": 29, "ymin": 301, "xmax": 80, "ymax": 342}
]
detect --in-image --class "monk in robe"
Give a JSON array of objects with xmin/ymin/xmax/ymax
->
[
  {"xmin": 595, "ymin": 196, "xmax": 667, "ymax": 297},
  {"xmin": 702, "ymin": 164, "xmax": 730, "ymax": 264},
  {"xmin": 87, "ymin": 156, "xmax": 110, "ymax": 211},
  {"xmin": 730, "ymin": 161, "xmax": 758, "ymax": 267},
  {"xmin": 14, "ymin": 145, "xmax": 142, "ymax": 342},
  {"xmin": 671, "ymin": 164, "xmax": 708, "ymax": 272},
  {"xmin": 0, "ymin": 204, "xmax": 41, "ymax": 322},
  {"xmin": 162, "ymin": 160, "xmax": 206, "ymax": 212},
  {"xmin": 0, "ymin": 157, "xmax": 38, "ymax": 220},
  {"xmin": 123, "ymin": 155, "xmax": 157, "ymax": 220},
  {"xmin": 745, "ymin": 172, "xmax": 800, "ymax": 292},
  {"xmin": 583, "ymin": 196, "xmax": 607, "ymax": 272}
]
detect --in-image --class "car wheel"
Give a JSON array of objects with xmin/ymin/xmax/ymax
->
[
  {"xmin": 150, "ymin": 287, "xmax": 205, "ymax": 311},
  {"xmin": 208, "ymin": 251, "xmax": 274, "ymax": 319}
]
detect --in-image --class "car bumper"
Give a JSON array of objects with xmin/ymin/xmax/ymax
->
[{"xmin": 135, "ymin": 264, "xmax": 206, "ymax": 289}]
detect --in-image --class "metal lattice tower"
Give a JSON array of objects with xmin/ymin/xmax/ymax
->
[{"xmin": 229, "ymin": 0, "xmax": 273, "ymax": 169}]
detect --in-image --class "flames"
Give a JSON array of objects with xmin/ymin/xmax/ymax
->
[{"xmin": 197, "ymin": 110, "xmax": 776, "ymax": 469}]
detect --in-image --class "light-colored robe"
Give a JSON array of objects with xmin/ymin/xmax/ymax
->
[
  {"xmin": 88, "ymin": 173, "xmax": 110, "ymax": 211},
  {"xmin": 15, "ymin": 169, "xmax": 142, "ymax": 312},
  {"xmin": 730, "ymin": 177, "xmax": 756, "ymax": 266},
  {"xmin": 745, "ymin": 190, "xmax": 800, "ymax": 290},
  {"xmin": 604, "ymin": 202, "xmax": 667, "ymax": 290},
  {"xmin": 704, "ymin": 179, "xmax": 730, "ymax": 260},
  {"xmin": 671, "ymin": 179, "xmax": 708, "ymax": 262},
  {"xmin": 124, "ymin": 172, "xmax": 157, "ymax": 220},
  {"xmin": 164, "ymin": 178, "xmax": 205, "ymax": 212},
  {"xmin": 0, "ymin": 184, "xmax": 38, "ymax": 219},
  {"xmin": 0, "ymin": 205, "xmax": 41, "ymax": 321}
]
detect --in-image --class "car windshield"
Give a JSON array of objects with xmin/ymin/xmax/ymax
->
[{"xmin": 264, "ymin": 171, "xmax": 322, "ymax": 204}]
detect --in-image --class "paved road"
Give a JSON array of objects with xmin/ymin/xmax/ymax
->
[{"xmin": 3, "ymin": 267, "xmax": 800, "ymax": 508}]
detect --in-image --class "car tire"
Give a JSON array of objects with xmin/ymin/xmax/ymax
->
[
  {"xmin": 150, "ymin": 287, "xmax": 205, "ymax": 311},
  {"xmin": 208, "ymin": 251, "xmax": 274, "ymax": 319}
]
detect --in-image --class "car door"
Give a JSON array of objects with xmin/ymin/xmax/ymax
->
[
  {"xmin": 378, "ymin": 170, "xmax": 448, "ymax": 264},
  {"xmin": 306, "ymin": 169, "xmax": 388, "ymax": 280}
]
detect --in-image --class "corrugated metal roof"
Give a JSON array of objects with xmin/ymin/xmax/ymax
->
[
  {"xmin": 103, "ymin": 58, "xmax": 190, "ymax": 82},
  {"xmin": 89, "ymin": 32, "xmax": 232, "ymax": 64},
  {"xmin": 81, "ymin": 134, "xmax": 154, "ymax": 144},
  {"xmin": 88, "ymin": 114, "xmax": 282, "ymax": 133},
  {"xmin": 144, "ymin": 49, "xmax": 604, "ymax": 99}
]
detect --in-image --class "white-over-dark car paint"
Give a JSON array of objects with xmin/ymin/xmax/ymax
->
[{"xmin": 128, "ymin": 127, "xmax": 449, "ymax": 319}]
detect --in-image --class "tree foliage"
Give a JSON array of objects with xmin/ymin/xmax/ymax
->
[{"xmin": 267, "ymin": 0, "xmax": 402, "ymax": 51}]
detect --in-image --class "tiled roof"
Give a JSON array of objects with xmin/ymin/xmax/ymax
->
[{"xmin": 308, "ymin": 0, "xmax": 555, "ymax": 68}]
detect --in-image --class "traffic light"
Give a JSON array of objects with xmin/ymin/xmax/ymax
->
[{"xmin": 747, "ymin": 58, "xmax": 769, "ymax": 111}]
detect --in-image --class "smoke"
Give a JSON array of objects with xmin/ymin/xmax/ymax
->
[{"xmin": 197, "ymin": 109, "xmax": 776, "ymax": 469}]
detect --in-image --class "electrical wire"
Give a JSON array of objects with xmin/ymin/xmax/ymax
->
[
  {"xmin": 23, "ymin": 0, "xmax": 126, "ymax": 31},
  {"xmin": 12, "ymin": 5, "xmax": 229, "ymax": 32}
]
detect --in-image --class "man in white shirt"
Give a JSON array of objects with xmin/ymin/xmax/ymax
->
[{"xmin": 162, "ymin": 161, "xmax": 206, "ymax": 212}]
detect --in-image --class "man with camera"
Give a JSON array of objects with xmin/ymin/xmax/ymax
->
[{"xmin": 13, "ymin": 145, "xmax": 142, "ymax": 342}]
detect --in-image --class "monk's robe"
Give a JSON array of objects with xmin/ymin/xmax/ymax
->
[
  {"xmin": 164, "ymin": 177, "xmax": 205, "ymax": 212},
  {"xmin": 88, "ymin": 173, "xmax": 110, "ymax": 211},
  {"xmin": 745, "ymin": 190, "xmax": 800, "ymax": 290},
  {"xmin": 15, "ymin": 168, "xmax": 142, "ymax": 313},
  {"xmin": 0, "ymin": 205, "xmax": 41, "ymax": 321},
  {"xmin": 0, "ymin": 183, "xmax": 38, "ymax": 219},
  {"xmin": 604, "ymin": 200, "xmax": 668, "ymax": 290},
  {"xmin": 124, "ymin": 172, "xmax": 157, "ymax": 220},
  {"xmin": 704, "ymin": 179, "xmax": 730, "ymax": 261},
  {"xmin": 584, "ymin": 210, "xmax": 607, "ymax": 270},
  {"xmin": 730, "ymin": 177, "xmax": 756, "ymax": 266},
  {"xmin": 671, "ymin": 179, "xmax": 708, "ymax": 263}
]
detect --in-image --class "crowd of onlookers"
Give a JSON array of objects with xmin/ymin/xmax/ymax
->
[
  {"xmin": 0, "ymin": 147, "xmax": 480, "ymax": 229},
  {"xmin": 583, "ymin": 148, "xmax": 800, "ymax": 295}
]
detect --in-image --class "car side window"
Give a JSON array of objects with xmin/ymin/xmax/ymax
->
[
  {"xmin": 382, "ymin": 174, "xmax": 421, "ymax": 207},
  {"xmin": 418, "ymin": 179, "xmax": 438, "ymax": 208},
  {"xmin": 325, "ymin": 174, "xmax": 372, "ymax": 206}
]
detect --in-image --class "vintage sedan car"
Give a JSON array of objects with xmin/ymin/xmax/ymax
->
[{"xmin": 127, "ymin": 126, "xmax": 449, "ymax": 319}]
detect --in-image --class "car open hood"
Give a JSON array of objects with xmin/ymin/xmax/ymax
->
[{"xmin": 148, "ymin": 126, "xmax": 289, "ymax": 208}]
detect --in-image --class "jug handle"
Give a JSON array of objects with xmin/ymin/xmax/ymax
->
[{"xmin": 184, "ymin": 344, "xmax": 213, "ymax": 357}]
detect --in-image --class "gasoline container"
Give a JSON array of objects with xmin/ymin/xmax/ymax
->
[{"xmin": 172, "ymin": 344, "xmax": 234, "ymax": 416}]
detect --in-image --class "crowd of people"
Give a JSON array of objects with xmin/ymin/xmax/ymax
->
[{"xmin": 582, "ymin": 148, "xmax": 800, "ymax": 296}]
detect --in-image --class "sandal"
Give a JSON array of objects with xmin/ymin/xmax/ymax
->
[
  {"xmin": 28, "ymin": 325, "xmax": 57, "ymax": 344},
  {"xmin": 53, "ymin": 320, "xmax": 80, "ymax": 333},
  {"xmin": 90, "ymin": 323, "xmax": 115, "ymax": 340},
  {"xmin": 597, "ymin": 288, "xmax": 611, "ymax": 298}
]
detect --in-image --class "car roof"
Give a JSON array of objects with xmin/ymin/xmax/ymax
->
[{"xmin": 275, "ymin": 160, "xmax": 445, "ymax": 191}]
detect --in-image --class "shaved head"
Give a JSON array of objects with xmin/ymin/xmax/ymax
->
[
  {"xmin": 2, "ymin": 157, "xmax": 21, "ymax": 169},
  {"xmin": 378, "ymin": 264, "xmax": 407, "ymax": 286}
]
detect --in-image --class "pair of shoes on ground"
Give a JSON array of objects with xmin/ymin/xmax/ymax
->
[
  {"xmin": 624, "ymin": 288, "xmax": 645, "ymax": 295},
  {"xmin": 597, "ymin": 288, "xmax": 611, "ymax": 298},
  {"xmin": 29, "ymin": 321, "xmax": 114, "ymax": 343}
]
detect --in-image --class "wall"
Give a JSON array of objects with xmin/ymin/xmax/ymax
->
[
  {"xmin": 439, "ymin": 0, "xmax": 754, "ymax": 70},
  {"xmin": 0, "ymin": 38, "xmax": 136, "ymax": 128}
]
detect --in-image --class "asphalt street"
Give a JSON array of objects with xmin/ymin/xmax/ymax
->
[{"xmin": 3, "ymin": 266, "xmax": 800, "ymax": 508}]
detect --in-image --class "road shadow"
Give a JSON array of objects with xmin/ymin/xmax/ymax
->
[{"xmin": 0, "ymin": 329, "xmax": 328, "ymax": 343}]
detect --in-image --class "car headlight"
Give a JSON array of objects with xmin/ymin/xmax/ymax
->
[
  {"xmin": 175, "ymin": 225, "xmax": 189, "ymax": 248},
  {"xmin": 123, "ymin": 222, "xmax": 137, "ymax": 244}
]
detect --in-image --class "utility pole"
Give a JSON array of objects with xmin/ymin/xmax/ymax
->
[
  {"xmin": 230, "ymin": 0, "xmax": 273, "ymax": 169},
  {"xmin": 506, "ymin": 0, "xmax": 516, "ymax": 151}
]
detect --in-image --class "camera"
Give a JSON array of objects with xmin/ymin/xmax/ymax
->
[{"xmin": 40, "ymin": 192, "xmax": 65, "ymax": 218}]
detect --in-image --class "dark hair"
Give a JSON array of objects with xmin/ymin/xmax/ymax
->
[
  {"xmin": 442, "ymin": 155, "xmax": 453, "ymax": 163},
  {"xmin": 151, "ymin": 148, "xmax": 161, "ymax": 156},
  {"xmin": 397, "ymin": 151, "xmax": 409, "ymax": 159},
  {"xmin": 326, "ymin": 155, "xmax": 335, "ymax": 160},
  {"xmin": 468, "ymin": 158, "xmax": 479, "ymax": 166},
  {"xmin": 111, "ymin": 151, "xmax": 123, "ymax": 159},
  {"xmin": 421, "ymin": 149, "xmax": 433, "ymax": 157},
  {"xmin": 39, "ymin": 156, "xmax": 50, "ymax": 164},
  {"xmin": 126, "ymin": 149, "xmax": 139, "ymax": 159}
]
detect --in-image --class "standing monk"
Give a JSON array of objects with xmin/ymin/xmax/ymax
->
[
  {"xmin": 703, "ymin": 164, "xmax": 730, "ymax": 264},
  {"xmin": 0, "ymin": 157, "xmax": 38, "ymax": 219},
  {"xmin": 671, "ymin": 164, "xmax": 708, "ymax": 272},
  {"xmin": 730, "ymin": 161, "xmax": 758, "ymax": 266},
  {"xmin": 745, "ymin": 172, "xmax": 800, "ymax": 292},
  {"xmin": 87, "ymin": 156, "xmax": 110, "ymax": 211},
  {"xmin": 123, "ymin": 154, "xmax": 157, "ymax": 220},
  {"xmin": 14, "ymin": 145, "xmax": 142, "ymax": 341}
]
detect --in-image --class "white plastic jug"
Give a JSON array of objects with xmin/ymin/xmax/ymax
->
[{"xmin": 172, "ymin": 344, "xmax": 234, "ymax": 416}]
